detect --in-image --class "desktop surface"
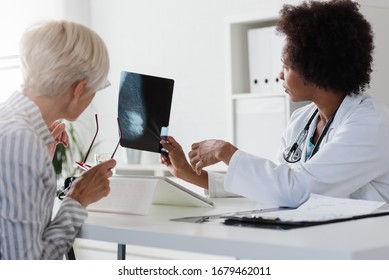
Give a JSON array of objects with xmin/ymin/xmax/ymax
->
[{"xmin": 78, "ymin": 197, "xmax": 389, "ymax": 259}]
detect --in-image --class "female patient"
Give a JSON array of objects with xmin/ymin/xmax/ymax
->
[
  {"xmin": 161, "ymin": 0, "xmax": 389, "ymax": 207},
  {"xmin": 0, "ymin": 20, "xmax": 116, "ymax": 259}
]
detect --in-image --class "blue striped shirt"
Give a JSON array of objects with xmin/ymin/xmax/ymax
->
[{"xmin": 0, "ymin": 91, "xmax": 87, "ymax": 259}]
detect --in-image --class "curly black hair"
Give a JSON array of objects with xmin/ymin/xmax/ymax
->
[{"xmin": 276, "ymin": 0, "xmax": 374, "ymax": 95}]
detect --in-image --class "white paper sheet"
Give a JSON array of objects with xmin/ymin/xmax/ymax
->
[{"xmin": 250, "ymin": 194, "xmax": 386, "ymax": 222}]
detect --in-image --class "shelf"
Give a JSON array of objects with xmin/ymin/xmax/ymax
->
[{"xmin": 228, "ymin": 17, "xmax": 278, "ymax": 95}]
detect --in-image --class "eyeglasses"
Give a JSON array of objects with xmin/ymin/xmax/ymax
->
[
  {"xmin": 58, "ymin": 114, "xmax": 121, "ymax": 200},
  {"xmin": 75, "ymin": 114, "xmax": 122, "ymax": 171}
]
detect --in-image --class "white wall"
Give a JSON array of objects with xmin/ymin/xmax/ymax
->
[
  {"xmin": 84, "ymin": 0, "xmax": 389, "ymax": 166},
  {"xmin": 87, "ymin": 0, "xmax": 300, "ymax": 165},
  {"xmin": 64, "ymin": 0, "xmax": 389, "ymax": 260},
  {"xmin": 0, "ymin": 0, "xmax": 66, "ymax": 55},
  {"xmin": 3, "ymin": 1, "xmax": 387, "ymax": 166},
  {"xmin": 0, "ymin": 0, "xmax": 70, "ymax": 102},
  {"xmin": 359, "ymin": 3, "xmax": 389, "ymax": 104}
]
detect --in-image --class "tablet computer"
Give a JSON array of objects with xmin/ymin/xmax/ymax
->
[
  {"xmin": 87, "ymin": 175, "xmax": 214, "ymax": 215},
  {"xmin": 118, "ymin": 71, "xmax": 174, "ymax": 154},
  {"xmin": 152, "ymin": 177, "xmax": 214, "ymax": 208}
]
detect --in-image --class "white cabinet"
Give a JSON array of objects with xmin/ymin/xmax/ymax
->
[
  {"xmin": 234, "ymin": 94, "xmax": 287, "ymax": 160},
  {"xmin": 226, "ymin": 16, "xmax": 308, "ymax": 160}
]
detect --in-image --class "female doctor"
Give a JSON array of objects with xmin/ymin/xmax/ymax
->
[{"xmin": 161, "ymin": 0, "xmax": 389, "ymax": 207}]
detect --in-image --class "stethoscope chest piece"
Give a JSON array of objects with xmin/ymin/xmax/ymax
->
[{"xmin": 283, "ymin": 144, "xmax": 303, "ymax": 163}]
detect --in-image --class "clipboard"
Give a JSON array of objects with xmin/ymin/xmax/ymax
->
[
  {"xmin": 223, "ymin": 205, "xmax": 389, "ymax": 230},
  {"xmin": 171, "ymin": 194, "xmax": 389, "ymax": 230},
  {"xmin": 222, "ymin": 195, "xmax": 389, "ymax": 230}
]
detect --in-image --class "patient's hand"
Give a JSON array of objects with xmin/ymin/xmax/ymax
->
[
  {"xmin": 67, "ymin": 159, "xmax": 116, "ymax": 207},
  {"xmin": 48, "ymin": 121, "xmax": 69, "ymax": 159}
]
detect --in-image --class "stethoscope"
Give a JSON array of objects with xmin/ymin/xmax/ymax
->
[{"xmin": 283, "ymin": 108, "xmax": 337, "ymax": 163}]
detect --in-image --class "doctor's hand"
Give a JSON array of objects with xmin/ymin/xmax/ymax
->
[
  {"xmin": 160, "ymin": 136, "xmax": 194, "ymax": 179},
  {"xmin": 47, "ymin": 121, "xmax": 69, "ymax": 159},
  {"xmin": 67, "ymin": 159, "xmax": 116, "ymax": 208},
  {"xmin": 160, "ymin": 136, "xmax": 209, "ymax": 189},
  {"xmin": 189, "ymin": 140, "xmax": 238, "ymax": 175}
]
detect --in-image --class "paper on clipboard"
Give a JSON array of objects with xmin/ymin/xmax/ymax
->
[{"xmin": 229, "ymin": 194, "xmax": 386, "ymax": 223}]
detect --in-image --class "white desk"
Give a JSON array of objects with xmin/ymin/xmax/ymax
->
[{"xmin": 78, "ymin": 197, "xmax": 389, "ymax": 259}]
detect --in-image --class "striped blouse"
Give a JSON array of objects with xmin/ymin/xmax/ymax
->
[{"xmin": 0, "ymin": 91, "xmax": 87, "ymax": 259}]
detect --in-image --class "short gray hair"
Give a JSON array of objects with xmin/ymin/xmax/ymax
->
[{"xmin": 20, "ymin": 20, "xmax": 109, "ymax": 97}]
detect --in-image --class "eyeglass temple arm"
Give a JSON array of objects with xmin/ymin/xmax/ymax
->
[
  {"xmin": 82, "ymin": 114, "xmax": 99, "ymax": 163},
  {"xmin": 111, "ymin": 117, "xmax": 122, "ymax": 159}
]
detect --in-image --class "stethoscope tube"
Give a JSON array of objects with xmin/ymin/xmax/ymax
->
[{"xmin": 283, "ymin": 108, "xmax": 336, "ymax": 163}]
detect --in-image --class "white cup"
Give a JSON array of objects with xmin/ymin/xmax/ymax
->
[{"xmin": 94, "ymin": 153, "xmax": 115, "ymax": 174}]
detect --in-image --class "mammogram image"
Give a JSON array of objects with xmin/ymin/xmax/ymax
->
[{"xmin": 118, "ymin": 71, "xmax": 174, "ymax": 153}]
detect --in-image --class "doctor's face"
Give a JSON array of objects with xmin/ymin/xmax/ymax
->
[{"xmin": 280, "ymin": 56, "xmax": 317, "ymax": 102}]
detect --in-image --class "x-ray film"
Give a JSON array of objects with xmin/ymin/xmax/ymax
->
[{"xmin": 118, "ymin": 71, "xmax": 174, "ymax": 154}]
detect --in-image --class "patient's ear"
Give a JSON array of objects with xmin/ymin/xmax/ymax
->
[{"xmin": 71, "ymin": 80, "xmax": 88, "ymax": 104}]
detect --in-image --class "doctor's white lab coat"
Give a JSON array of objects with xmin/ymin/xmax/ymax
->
[{"xmin": 208, "ymin": 93, "xmax": 389, "ymax": 207}]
